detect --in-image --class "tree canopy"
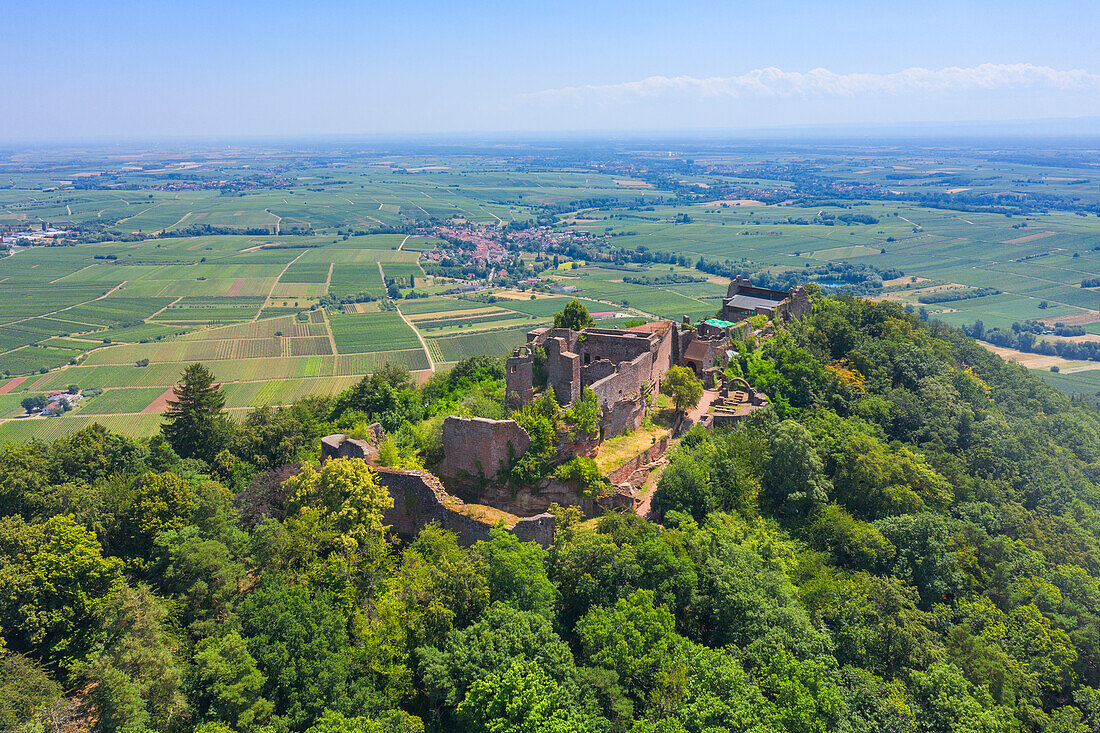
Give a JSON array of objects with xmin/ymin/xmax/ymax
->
[
  {"xmin": 6, "ymin": 297, "xmax": 1100, "ymax": 732},
  {"xmin": 552, "ymin": 299, "xmax": 595, "ymax": 331}
]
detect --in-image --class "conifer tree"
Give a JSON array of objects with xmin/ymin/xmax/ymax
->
[{"xmin": 161, "ymin": 363, "xmax": 229, "ymax": 463}]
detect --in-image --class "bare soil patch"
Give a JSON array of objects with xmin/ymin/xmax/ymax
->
[
  {"xmin": 0, "ymin": 377, "xmax": 28, "ymax": 395},
  {"xmin": 407, "ymin": 307, "xmax": 512, "ymax": 321},
  {"xmin": 1003, "ymin": 231, "xmax": 1058, "ymax": 244},
  {"xmin": 492, "ymin": 290, "xmax": 558, "ymax": 301},
  {"xmin": 711, "ymin": 198, "xmax": 765, "ymax": 206},
  {"xmin": 1038, "ymin": 311, "xmax": 1100, "ymax": 326},
  {"xmin": 226, "ymin": 278, "xmax": 247, "ymax": 297},
  {"xmin": 142, "ymin": 387, "xmax": 176, "ymax": 414},
  {"xmin": 882, "ymin": 276, "xmax": 932, "ymax": 287},
  {"xmin": 979, "ymin": 342, "xmax": 1081, "ymax": 369}
]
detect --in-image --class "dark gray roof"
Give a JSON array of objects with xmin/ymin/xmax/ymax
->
[{"xmin": 725, "ymin": 293, "xmax": 783, "ymax": 311}]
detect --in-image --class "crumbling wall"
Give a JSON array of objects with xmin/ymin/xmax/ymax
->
[
  {"xmin": 505, "ymin": 347, "xmax": 534, "ymax": 409},
  {"xmin": 588, "ymin": 351, "xmax": 652, "ymax": 405},
  {"xmin": 579, "ymin": 330, "xmax": 654, "ymax": 365},
  {"xmin": 373, "ymin": 466, "xmax": 555, "ymax": 547},
  {"xmin": 320, "ymin": 433, "xmax": 375, "ymax": 462},
  {"xmin": 512, "ymin": 514, "xmax": 556, "ymax": 546},
  {"xmin": 601, "ymin": 398, "xmax": 647, "ymax": 438},
  {"xmin": 321, "ymin": 435, "xmax": 556, "ymax": 546},
  {"xmin": 581, "ymin": 358, "xmax": 616, "ymax": 385},
  {"xmin": 776, "ymin": 285, "xmax": 812, "ymax": 321},
  {"xmin": 440, "ymin": 416, "xmax": 531, "ymax": 481},
  {"xmin": 586, "ymin": 351, "xmax": 654, "ymax": 438},
  {"xmin": 456, "ymin": 477, "xmax": 593, "ymax": 517},
  {"xmin": 649, "ymin": 324, "xmax": 674, "ymax": 377},
  {"xmin": 606, "ymin": 436, "xmax": 671, "ymax": 487},
  {"xmin": 546, "ymin": 337, "xmax": 581, "ymax": 405}
]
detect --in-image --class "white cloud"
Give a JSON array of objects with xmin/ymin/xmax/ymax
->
[{"xmin": 522, "ymin": 63, "xmax": 1100, "ymax": 104}]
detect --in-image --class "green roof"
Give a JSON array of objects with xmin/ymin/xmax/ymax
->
[{"xmin": 704, "ymin": 319, "xmax": 737, "ymax": 329}]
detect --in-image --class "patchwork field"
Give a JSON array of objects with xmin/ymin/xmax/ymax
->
[{"xmin": 4, "ymin": 141, "xmax": 1100, "ymax": 440}]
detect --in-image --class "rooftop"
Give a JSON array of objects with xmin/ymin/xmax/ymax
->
[{"xmin": 725, "ymin": 293, "xmax": 785, "ymax": 311}]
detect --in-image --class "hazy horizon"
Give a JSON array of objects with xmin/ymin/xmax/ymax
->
[{"xmin": 3, "ymin": 0, "xmax": 1099, "ymax": 141}]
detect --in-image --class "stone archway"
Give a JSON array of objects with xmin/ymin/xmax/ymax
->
[{"xmin": 729, "ymin": 376, "xmax": 751, "ymax": 393}]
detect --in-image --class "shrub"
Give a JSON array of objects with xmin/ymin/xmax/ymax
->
[{"xmin": 554, "ymin": 457, "xmax": 610, "ymax": 498}]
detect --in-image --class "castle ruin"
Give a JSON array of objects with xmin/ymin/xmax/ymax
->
[{"xmin": 506, "ymin": 321, "xmax": 674, "ymax": 438}]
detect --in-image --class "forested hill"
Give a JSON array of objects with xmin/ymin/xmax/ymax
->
[{"xmin": 6, "ymin": 294, "xmax": 1100, "ymax": 732}]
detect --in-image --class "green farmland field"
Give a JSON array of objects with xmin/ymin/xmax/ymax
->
[
  {"xmin": 3, "ymin": 139, "xmax": 1100, "ymax": 437},
  {"xmin": 328, "ymin": 312, "xmax": 421, "ymax": 353}
]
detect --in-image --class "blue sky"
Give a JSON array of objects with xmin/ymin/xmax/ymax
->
[{"xmin": 3, "ymin": 0, "xmax": 1099, "ymax": 139}]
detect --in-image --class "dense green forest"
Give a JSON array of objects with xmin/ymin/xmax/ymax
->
[{"xmin": 6, "ymin": 293, "xmax": 1100, "ymax": 732}]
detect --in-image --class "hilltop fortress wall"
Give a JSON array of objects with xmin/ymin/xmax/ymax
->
[
  {"xmin": 321, "ymin": 435, "xmax": 555, "ymax": 547},
  {"xmin": 506, "ymin": 322, "xmax": 674, "ymax": 438}
]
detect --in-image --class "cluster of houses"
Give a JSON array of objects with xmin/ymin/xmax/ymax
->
[
  {"xmin": 26, "ymin": 390, "xmax": 84, "ymax": 417},
  {"xmin": 2, "ymin": 227, "xmax": 74, "ymax": 247}
]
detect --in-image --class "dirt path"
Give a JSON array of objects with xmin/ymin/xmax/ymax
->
[
  {"xmin": 387, "ymin": 273, "xmax": 434, "ymax": 373},
  {"xmin": 255, "ymin": 250, "xmax": 307, "ymax": 321},
  {"xmin": 634, "ymin": 392, "xmax": 718, "ymax": 519},
  {"xmin": 265, "ymin": 209, "xmax": 282, "ymax": 235},
  {"xmin": 159, "ymin": 211, "xmax": 192, "ymax": 234},
  {"xmin": 321, "ymin": 308, "xmax": 338, "ymax": 356},
  {"xmin": 396, "ymin": 303, "xmax": 435, "ymax": 374},
  {"xmin": 481, "ymin": 206, "xmax": 506, "ymax": 227},
  {"xmin": 51, "ymin": 262, "xmax": 97, "ymax": 284},
  {"xmin": 324, "ymin": 262, "xmax": 334, "ymax": 296},
  {"xmin": 117, "ymin": 203, "xmax": 161, "ymax": 225},
  {"xmin": 148, "ymin": 296, "xmax": 183, "ymax": 321},
  {"xmin": 633, "ymin": 461, "xmax": 669, "ymax": 520},
  {"xmin": 586, "ymin": 297, "xmax": 656, "ymax": 320},
  {"xmin": 685, "ymin": 389, "xmax": 719, "ymax": 427},
  {"xmin": 397, "ymin": 234, "xmax": 410, "ymax": 251}
]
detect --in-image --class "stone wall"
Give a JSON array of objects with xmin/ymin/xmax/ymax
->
[
  {"xmin": 546, "ymin": 336, "xmax": 581, "ymax": 405},
  {"xmin": 581, "ymin": 358, "xmax": 616, "ymax": 385},
  {"xmin": 505, "ymin": 346, "xmax": 534, "ymax": 409},
  {"xmin": 523, "ymin": 324, "xmax": 674, "ymax": 413},
  {"xmin": 607, "ymin": 436, "xmax": 671, "ymax": 487},
  {"xmin": 588, "ymin": 351, "xmax": 651, "ymax": 405},
  {"xmin": 601, "ymin": 397, "xmax": 647, "ymax": 439},
  {"xmin": 775, "ymin": 285, "xmax": 812, "ymax": 321},
  {"xmin": 321, "ymin": 434, "xmax": 556, "ymax": 547},
  {"xmin": 439, "ymin": 416, "xmax": 531, "ymax": 482},
  {"xmin": 373, "ymin": 466, "xmax": 555, "ymax": 547},
  {"xmin": 585, "ymin": 350, "xmax": 656, "ymax": 438},
  {"xmin": 320, "ymin": 433, "xmax": 376, "ymax": 462},
  {"xmin": 455, "ymin": 477, "xmax": 594, "ymax": 517},
  {"xmin": 580, "ymin": 329, "xmax": 656, "ymax": 366}
]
